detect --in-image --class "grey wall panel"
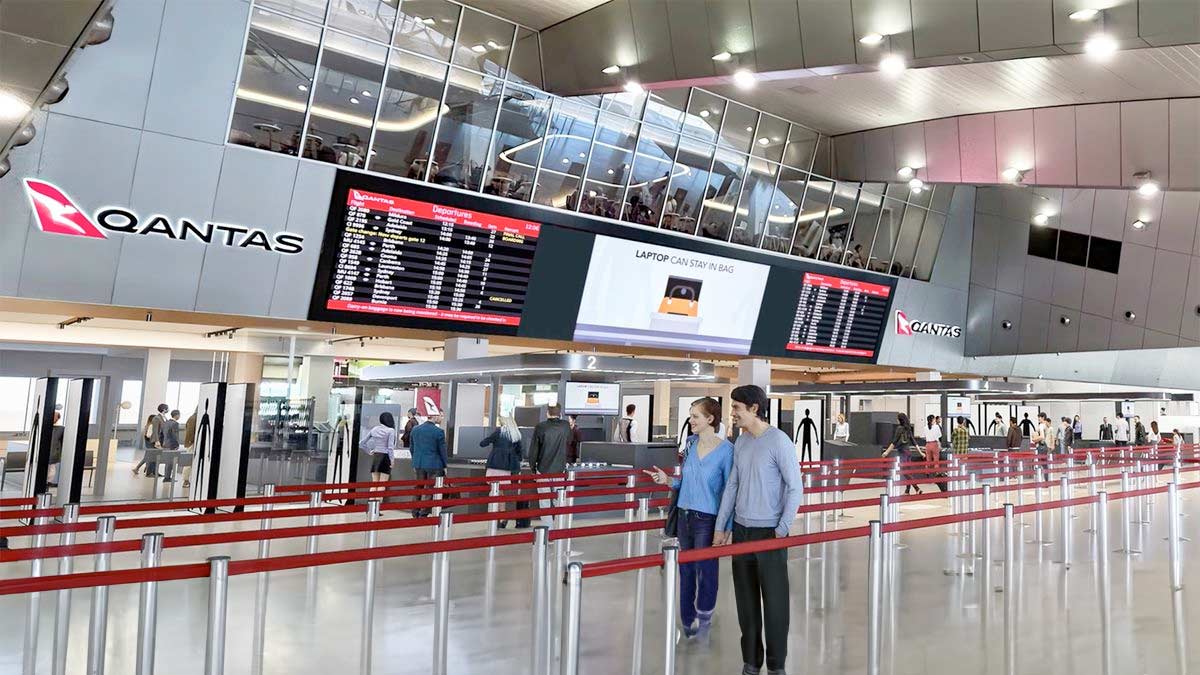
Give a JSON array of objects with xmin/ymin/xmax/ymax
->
[
  {"xmin": 706, "ymin": 0, "xmax": 755, "ymax": 71},
  {"xmin": 833, "ymin": 134, "xmax": 866, "ymax": 181},
  {"xmin": 195, "ymin": 147, "xmax": 300, "ymax": 316},
  {"xmin": 1045, "ymin": 305, "xmax": 1079, "ymax": 353},
  {"xmin": 893, "ymin": 124, "xmax": 927, "ymax": 178},
  {"xmin": 1146, "ymin": 249, "xmax": 1190, "ymax": 337},
  {"xmin": 1075, "ymin": 104, "xmax": 1122, "ymax": 187},
  {"xmin": 911, "ymin": 0, "xmax": 979, "ymax": 58},
  {"xmin": 1107, "ymin": 320, "xmax": 1145, "ymax": 351},
  {"xmin": 966, "ymin": 285, "xmax": 995, "ymax": 356},
  {"xmin": 796, "ymin": 0, "xmax": 855, "ymax": 68},
  {"xmin": 111, "ymin": 132, "xmax": 224, "ymax": 310},
  {"xmin": 1022, "ymin": 257, "xmax": 1055, "ymax": 304},
  {"xmin": 1111, "ymin": 242, "xmax": 1156, "ymax": 326},
  {"xmin": 1169, "ymin": 99, "xmax": 1200, "ymax": 189},
  {"xmin": 876, "ymin": 280, "xmax": 967, "ymax": 372},
  {"xmin": 959, "ymin": 114, "xmax": 998, "ymax": 183},
  {"xmin": 1054, "ymin": 0, "xmax": 1139, "ymax": 45},
  {"xmin": 268, "ymin": 161, "xmax": 337, "ymax": 319},
  {"xmin": 1033, "ymin": 106, "xmax": 1077, "ymax": 186},
  {"xmin": 143, "ymin": 0, "xmax": 248, "ymax": 145},
  {"xmin": 1158, "ymin": 191, "xmax": 1200, "ymax": 255},
  {"xmin": 1090, "ymin": 189, "xmax": 1129, "ymax": 240},
  {"xmin": 538, "ymin": 20, "xmax": 580, "ymax": 93},
  {"xmin": 0, "ymin": 110, "xmax": 47, "ymax": 297},
  {"xmin": 923, "ymin": 117, "xmax": 961, "ymax": 183},
  {"xmin": 1017, "ymin": 298, "xmax": 1049, "ymax": 354},
  {"xmin": 930, "ymin": 185, "xmax": 974, "ymax": 288},
  {"xmin": 1076, "ymin": 313, "xmax": 1111, "ymax": 352},
  {"xmin": 571, "ymin": 0, "xmax": 640, "ymax": 91},
  {"xmin": 1143, "ymin": 330, "xmax": 1180, "ymax": 349},
  {"xmin": 999, "ymin": 186, "xmax": 1036, "ymax": 223},
  {"xmin": 749, "ymin": 0, "xmax": 802, "ymax": 72},
  {"xmin": 970, "ymin": 212, "xmax": 1000, "ymax": 287},
  {"xmin": 994, "ymin": 219, "xmax": 1029, "ymax": 296},
  {"xmin": 975, "ymin": 186, "xmax": 1004, "ymax": 218},
  {"xmin": 628, "ymin": 0, "xmax": 676, "ymax": 84},
  {"xmin": 978, "ymin": 0, "xmax": 1053, "ymax": 52},
  {"xmin": 991, "ymin": 291, "xmax": 1022, "ymax": 353},
  {"xmin": 1081, "ymin": 269, "xmax": 1117, "ymax": 318},
  {"xmin": 1182, "ymin": 257, "xmax": 1200, "ymax": 343},
  {"xmin": 1139, "ymin": 0, "xmax": 1200, "ymax": 46},
  {"xmin": 51, "ymin": 0, "xmax": 166, "ymax": 130},
  {"xmin": 851, "ymin": 0, "xmax": 915, "ymax": 63},
  {"xmin": 994, "ymin": 109, "xmax": 1037, "ymax": 185},
  {"xmin": 862, "ymin": 127, "xmax": 895, "ymax": 182},
  {"xmin": 1058, "ymin": 188, "xmax": 1094, "ymax": 235},
  {"xmin": 1123, "ymin": 191, "xmax": 1163, "ymax": 248},
  {"xmin": 1120, "ymin": 99, "xmax": 1171, "ymax": 189},
  {"xmin": 18, "ymin": 113, "xmax": 140, "ymax": 305},
  {"xmin": 1050, "ymin": 264, "xmax": 1084, "ymax": 310},
  {"xmin": 665, "ymin": 0, "xmax": 716, "ymax": 78}
]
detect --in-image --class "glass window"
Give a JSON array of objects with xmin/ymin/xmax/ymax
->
[
  {"xmin": 254, "ymin": 0, "xmax": 329, "ymax": 24},
  {"xmin": 730, "ymin": 159, "xmax": 777, "ymax": 247},
  {"xmin": 792, "ymin": 179, "xmax": 833, "ymax": 258},
  {"xmin": 865, "ymin": 197, "xmax": 906, "ymax": 273},
  {"xmin": 393, "ymin": 0, "xmax": 460, "ymax": 62},
  {"xmin": 328, "ymin": 0, "xmax": 397, "ymax": 43},
  {"xmin": 662, "ymin": 137, "xmax": 714, "ymax": 234},
  {"xmin": 228, "ymin": 11, "xmax": 321, "ymax": 156},
  {"xmin": 508, "ymin": 27, "xmax": 542, "ymax": 88},
  {"xmin": 642, "ymin": 89, "xmax": 687, "ymax": 131},
  {"xmin": 622, "ymin": 125, "xmax": 678, "ymax": 227},
  {"xmin": 118, "ymin": 380, "xmax": 143, "ymax": 425},
  {"xmin": 718, "ymin": 103, "xmax": 757, "ymax": 154},
  {"xmin": 752, "ymin": 115, "xmax": 789, "ymax": 163},
  {"xmin": 580, "ymin": 113, "xmax": 638, "ymax": 218},
  {"xmin": 762, "ymin": 167, "xmax": 805, "ymax": 253},
  {"xmin": 532, "ymin": 98, "xmax": 598, "ymax": 208},
  {"xmin": 428, "ymin": 67, "xmax": 502, "ymax": 190},
  {"xmin": 683, "ymin": 90, "xmax": 725, "ymax": 142},
  {"xmin": 303, "ymin": 31, "xmax": 387, "ymax": 168},
  {"xmin": 600, "ymin": 90, "xmax": 647, "ymax": 119},
  {"xmin": 906, "ymin": 183, "xmax": 934, "ymax": 209},
  {"xmin": 697, "ymin": 149, "xmax": 747, "ymax": 241},
  {"xmin": 816, "ymin": 182, "xmax": 861, "ymax": 264},
  {"xmin": 452, "ymin": 7, "xmax": 515, "ymax": 77},
  {"xmin": 367, "ymin": 50, "xmax": 448, "ymax": 179},
  {"xmin": 842, "ymin": 183, "xmax": 884, "ymax": 267},
  {"xmin": 0, "ymin": 377, "xmax": 31, "ymax": 432},
  {"xmin": 783, "ymin": 124, "xmax": 818, "ymax": 168},
  {"xmin": 889, "ymin": 204, "xmax": 929, "ymax": 277},
  {"xmin": 176, "ymin": 383, "xmax": 202, "ymax": 417},
  {"xmin": 482, "ymin": 85, "xmax": 550, "ymax": 202}
]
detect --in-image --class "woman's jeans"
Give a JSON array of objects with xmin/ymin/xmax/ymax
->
[{"xmin": 676, "ymin": 509, "xmax": 718, "ymax": 627}]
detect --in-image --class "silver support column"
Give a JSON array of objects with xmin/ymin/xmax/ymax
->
[
  {"xmin": 866, "ymin": 520, "xmax": 883, "ymax": 675},
  {"xmin": 87, "ymin": 515, "xmax": 116, "ymax": 675},
  {"xmin": 205, "ymin": 556, "xmax": 231, "ymax": 675},
  {"xmin": 52, "ymin": 503, "xmax": 80, "ymax": 675},
  {"xmin": 136, "ymin": 533, "xmax": 165, "ymax": 675},
  {"xmin": 560, "ymin": 562, "xmax": 583, "ymax": 675},
  {"xmin": 661, "ymin": 545, "xmax": 680, "ymax": 675},
  {"xmin": 531, "ymin": 526, "xmax": 550, "ymax": 675},
  {"xmin": 361, "ymin": 499, "xmax": 381, "ymax": 675},
  {"xmin": 23, "ymin": 492, "xmax": 51, "ymax": 675},
  {"xmin": 432, "ymin": 512, "xmax": 454, "ymax": 675}
]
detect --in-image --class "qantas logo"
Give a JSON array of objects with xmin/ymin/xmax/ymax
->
[
  {"xmin": 895, "ymin": 310, "xmax": 962, "ymax": 338},
  {"xmin": 22, "ymin": 179, "xmax": 304, "ymax": 255}
]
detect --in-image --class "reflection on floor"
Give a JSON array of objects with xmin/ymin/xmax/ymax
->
[{"xmin": 1, "ymin": 482, "xmax": 1197, "ymax": 674}]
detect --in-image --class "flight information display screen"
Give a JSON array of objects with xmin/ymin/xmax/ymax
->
[
  {"xmin": 786, "ymin": 272, "xmax": 892, "ymax": 358},
  {"xmin": 323, "ymin": 188, "xmax": 541, "ymax": 328}
]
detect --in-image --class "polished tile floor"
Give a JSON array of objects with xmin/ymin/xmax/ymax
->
[{"xmin": 1, "ymin": 478, "xmax": 1197, "ymax": 674}]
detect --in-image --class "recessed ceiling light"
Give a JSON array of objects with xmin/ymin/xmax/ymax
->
[
  {"xmin": 908, "ymin": 177, "xmax": 924, "ymax": 191},
  {"xmin": 699, "ymin": 110, "xmax": 710, "ymax": 118},
  {"xmin": 296, "ymin": 84, "xmax": 308, "ymax": 92},
  {"xmin": 757, "ymin": 137, "xmax": 770, "ymax": 146},
  {"xmin": 486, "ymin": 40, "xmax": 502, "ymax": 49},
  {"xmin": 1001, "ymin": 167, "xmax": 1025, "ymax": 183},
  {"xmin": 712, "ymin": 51, "xmax": 732, "ymax": 62},
  {"xmin": 1084, "ymin": 33, "xmax": 1118, "ymax": 58},
  {"xmin": 897, "ymin": 166, "xmax": 914, "ymax": 178},
  {"xmin": 1134, "ymin": 172, "xmax": 1160, "ymax": 197},
  {"xmin": 859, "ymin": 33, "xmax": 884, "ymax": 45},
  {"xmin": 578, "ymin": 152, "xmax": 586, "ymax": 158},
  {"xmin": 1032, "ymin": 213, "xmax": 1049, "ymax": 226},
  {"xmin": 601, "ymin": 64, "xmax": 621, "ymax": 75},
  {"xmin": 349, "ymin": 96, "xmax": 360, "ymax": 104},
  {"xmin": 732, "ymin": 69, "xmax": 757, "ymax": 89},
  {"xmin": 470, "ymin": 44, "xmax": 487, "ymax": 53},
  {"xmin": 745, "ymin": 126, "xmax": 754, "ymax": 132},
  {"xmin": 1069, "ymin": 8, "xmax": 1100, "ymax": 21},
  {"xmin": 561, "ymin": 158, "xmax": 570, "ymax": 164},
  {"xmin": 623, "ymin": 80, "xmax": 644, "ymax": 94},
  {"xmin": 361, "ymin": 90, "xmax": 372, "ymax": 97},
  {"xmin": 607, "ymin": 168, "xmax": 614, "ymax": 174},
  {"xmin": 1131, "ymin": 219, "xmax": 1147, "ymax": 230},
  {"xmin": 879, "ymin": 54, "xmax": 906, "ymax": 75}
]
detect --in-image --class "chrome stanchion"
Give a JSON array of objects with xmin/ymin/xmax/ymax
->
[
  {"xmin": 531, "ymin": 526, "xmax": 550, "ymax": 675},
  {"xmin": 1003, "ymin": 504, "xmax": 1016, "ymax": 675},
  {"xmin": 87, "ymin": 515, "xmax": 116, "ymax": 675},
  {"xmin": 560, "ymin": 562, "xmax": 583, "ymax": 675},
  {"xmin": 1084, "ymin": 464, "xmax": 1099, "ymax": 534},
  {"xmin": 432, "ymin": 512, "xmax": 454, "ymax": 675},
  {"xmin": 1115, "ymin": 472, "xmax": 1140, "ymax": 555},
  {"xmin": 1055, "ymin": 477, "xmax": 1072, "ymax": 568},
  {"xmin": 867, "ymin": 521, "xmax": 883, "ymax": 675},
  {"xmin": 630, "ymin": 498, "xmax": 649, "ymax": 675},
  {"xmin": 981, "ymin": 484, "xmax": 993, "ymax": 566},
  {"xmin": 1016, "ymin": 460, "xmax": 1027, "ymax": 528},
  {"xmin": 558, "ymin": 486, "xmax": 573, "ymax": 556},
  {"xmin": 361, "ymin": 499, "xmax": 381, "ymax": 675},
  {"xmin": 305, "ymin": 491, "xmax": 321, "ymax": 555},
  {"xmin": 22, "ymin": 493, "xmax": 51, "ymax": 675},
  {"xmin": 1028, "ymin": 467, "xmax": 1053, "ymax": 545},
  {"xmin": 251, "ymin": 485, "xmax": 275, "ymax": 675},
  {"xmin": 52, "ymin": 503, "xmax": 80, "ymax": 675},
  {"xmin": 834, "ymin": 458, "xmax": 850, "ymax": 519},
  {"xmin": 205, "ymin": 556, "xmax": 231, "ymax": 675},
  {"xmin": 661, "ymin": 545, "xmax": 680, "ymax": 675},
  {"xmin": 432, "ymin": 475, "xmax": 445, "ymax": 517},
  {"xmin": 488, "ymin": 482, "xmax": 501, "ymax": 538},
  {"xmin": 1096, "ymin": 492, "xmax": 1113, "ymax": 675},
  {"xmin": 1168, "ymin": 483, "xmax": 1183, "ymax": 591},
  {"xmin": 623, "ymin": 475, "xmax": 636, "ymax": 557},
  {"xmin": 136, "ymin": 533, "xmax": 165, "ymax": 675}
]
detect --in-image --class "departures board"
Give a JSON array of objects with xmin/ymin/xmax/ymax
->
[{"xmin": 785, "ymin": 273, "xmax": 891, "ymax": 359}]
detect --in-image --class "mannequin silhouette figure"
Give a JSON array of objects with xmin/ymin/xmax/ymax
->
[
  {"xmin": 799, "ymin": 409, "xmax": 818, "ymax": 462},
  {"xmin": 193, "ymin": 400, "xmax": 212, "ymax": 501}
]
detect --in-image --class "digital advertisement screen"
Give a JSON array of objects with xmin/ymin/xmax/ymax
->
[
  {"xmin": 564, "ymin": 382, "xmax": 621, "ymax": 415},
  {"xmin": 785, "ymin": 272, "xmax": 892, "ymax": 359},
  {"xmin": 572, "ymin": 235, "xmax": 770, "ymax": 354}
]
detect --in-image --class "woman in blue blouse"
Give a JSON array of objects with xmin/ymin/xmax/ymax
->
[{"xmin": 645, "ymin": 397, "xmax": 734, "ymax": 639}]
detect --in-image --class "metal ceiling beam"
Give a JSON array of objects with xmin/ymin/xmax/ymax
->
[
  {"xmin": 771, "ymin": 379, "xmax": 1033, "ymax": 396},
  {"xmin": 360, "ymin": 353, "xmax": 719, "ymax": 383}
]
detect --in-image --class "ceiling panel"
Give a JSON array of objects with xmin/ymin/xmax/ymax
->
[
  {"xmin": 1170, "ymin": 98, "xmax": 1200, "ymax": 188},
  {"xmin": 706, "ymin": 0, "xmax": 754, "ymax": 73},
  {"xmin": 797, "ymin": 0, "xmax": 855, "ymax": 68},
  {"xmin": 851, "ymin": 0, "xmax": 914, "ymax": 64},
  {"xmin": 748, "ymin": 0, "xmax": 802, "ymax": 73},
  {"xmin": 462, "ymin": 0, "xmax": 608, "ymax": 30},
  {"xmin": 978, "ymin": 0, "xmax": 1053, "ymax": 52},
  {"xmin": 1139, "ymin": 0, "xmax": 1200, "ymax": 47},
  {"xmin": 910, "ymin": 0, "xmax": 978, "ymax": 58},
  {"xmin": 665, "ymin": 0, "xmax": 715, "ymax": 79}
]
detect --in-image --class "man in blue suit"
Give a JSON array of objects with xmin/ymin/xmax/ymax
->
[{"xmin": 409, "ymin": 414, "xmax": 448, "ymax": 517}]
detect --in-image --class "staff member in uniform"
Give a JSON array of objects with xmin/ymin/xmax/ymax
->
[{"xmin": 409, "ymin": 414, "xmax": 447, "ymax": 517}]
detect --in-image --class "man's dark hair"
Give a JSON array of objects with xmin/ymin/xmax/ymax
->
[
  {"xmin": 1010, "ymin": 417, "xmax": 1017, "ymax": 424},
  {"xmin": 730, "ymin": 385, "xmax": 769, "ymax": 421},
  {"xmin": 170, "ymin": 410, "xmax": 180, "ymax": 419},
  {"xmin": 625, "ymin": 403, "xmax": 636, "ymax": 415},
  {"xmin": 957, "ymin": 417, "xmax": 965, "ymax": 426},
  {"xmin": 157, "ymin": 403, "xmax": 169, "ymax": 413},
  {"xmin": 548, "ymin": 404, "xmax": 561, "ymax": 417}
]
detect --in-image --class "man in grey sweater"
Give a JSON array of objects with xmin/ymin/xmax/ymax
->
[{"xmin": 715, "ymin": 385, "xmax": 804, "ymax": 675}]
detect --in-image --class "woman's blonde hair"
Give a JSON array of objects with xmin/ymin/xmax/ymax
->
[{"xmin": 500, "ymin": 416, "xmax": 522, "ymax": 443}]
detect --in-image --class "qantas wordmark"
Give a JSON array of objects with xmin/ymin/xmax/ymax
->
[
  {"xmin": 21, "ymin": 179, "xmax": 305, "ymax": 255},
  {"xmin": 894, "ymin": 310, "xmax": 962, "ymax": 338}
]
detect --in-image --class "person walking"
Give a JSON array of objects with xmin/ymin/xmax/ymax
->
[
  {"xmin": 616, "ymin": 403, "xmax": 638, "ymax": 442},
  {"xmin": 881, "ymin": 412, "xmax": 921, "ymax": 494},
  {"xmin": 1006, "ymin": 416, "xmax": 1022, "ymax": 450},
  {"xmin": 159, "ymin": 410, "xmax": 181, "ymax": 483},
  {"xmin": 360, "ymin": 411, "xmax": 397, "ymax": 486},
  {"xmin": 988, "ymin": 412, "xmax": 1005, "ymax": 436},
  {"xmin": 400, "ymin": 408, "xmax": 418, "ymax": 449},
  {"xmin": 1072, "ymin": 415, "xmax": 1083, "ymax": 441},
  {"xmin": 1099, "ymin": 417, "xmax": 1113, "ymax": 442},
  {"xmin": 409, "ymin": 413, "xmax": 447, "ymax": 517},
  {"xmin": 133, "ymin": 404, "xmax": 169, "ymax": 478},
  {"xmin": 567, "ymin": 414, "xmax": 584, "ymax": 464},
  {"xmin": 951, "ymin": 417, "xmax": 970, "ymax": 455},
  {"xmin": 714, "ymin": 385, "xmax": 803, "ymax": 675},
  {"xmin": 529, "ymin": 405, "xmax": 572, "ymax": 524},
  {"xmin": 1133, "ymin": 416, "xmax": 1148, "ymax": 447},
  {"xmin": 924, "ymin": 414, "xmax": 942, "ymax": 473},
  {"xmin": 480, "ymin": 416, "xmax": 524, "ymax": 528},
  {"xmin": 1114, "ymin": 413, "xmax": 1130, "ymax": 444},
  {"xmin": 644, "ymin": 397, "xmax": 733, "ymax": 640},
  {"xmin": 182, "ymin": 410, "xmax": 197, "ymax": 489}
]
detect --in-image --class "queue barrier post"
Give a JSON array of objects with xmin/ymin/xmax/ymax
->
[
  {"xmin": 136, "ymin": 532, "xmax": 165, "ymax": 675},
  {"xmin": 251, "ymin": 484, "xmax": 275, "ymax": 675},
  {"xmin": 361, "ymin": 499, "xmax": 382, "ymax": 675},
  {"xmin": 305, "ymin": 491, "xmax": 321, "ymax": 555},
  {"xmin": 22, "ymin": 492, "xmax": 51, "ymax": 675},
  {"xmin": 624, "ymin": 476, "xmax": 636, "ymax": 557},
  {"xmin": 661, "ymin": 545, "xmax": 680, "ymax": 675},
  {"xmin": 866, "ymin": 520, "xmax": 883, "ymax": 675},
  {"xmin": 1003, "ymin": 503, "xmax": 1016, "ymax": 675},
  {"xmin": 87, "ymin": 515, "xmax": 117, "ymax": 675},
  {"xmin": 1168, "ymin": 483, "xmax": 1183, "ymax": 591},
  {"xmin": 630, "ymin": 498, "xmax": 649, "ymax": 675},
  {"xmin": 205, "ymin": 556, "xmax": 231, "ymax": 675},
  {"xmin": 1096, "ymin": 492, "xmax": 1113, "ymax": 675},
  {"xmin": 1029, "ymin": 467, "xmax": 1052, "ymax": 545},
  {"xmin": 432, "ymin": 475, "xmax": 445, "ymax": 517},
  {"xmin": 488, "ymin": 482, "xmax": 501, "ymax": 539},
  {"xmin": 1116, "ymin": 471, "xmax": 1140, "ymax": 555},
  {"xmin": 1055, "ymin": 477, "xmax": 1071, "ymax": 568},
  {"xmin": 433, "ymin": 512, "xmax": 454, "ymax": 675},
  {"xmin": 981, "ymin": 484, "xmax": 993, "ymax": 569},
  {"xmin": 531, "ymin": 526, "xmax": 550, "ymax": 675},
  {"xmin": 1016, "ymin": 461, "xmax": 1026, "ymax": 529},
  {"xmin": 52, "ymin": 503, "xmax": 80, "ymax": 675},
  {"xmin": 834, "ymin": 458, "xmax": 850, "ymax": 519},
  {"xmin": 560, "ymin": 562, "xmax": 583, "ymax": 675}
]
